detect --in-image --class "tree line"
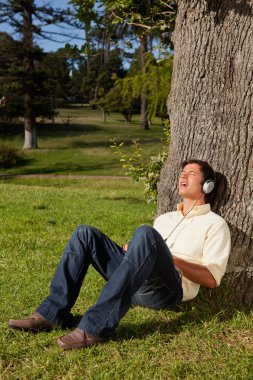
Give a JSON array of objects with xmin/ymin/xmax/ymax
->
[{"xmin": 0, "ymin": 0, "xmax": 176, "ymax": 149}]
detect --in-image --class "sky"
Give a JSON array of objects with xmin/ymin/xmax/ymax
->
[
  {"xmin": 0, "ymin": 0, "xmax": 85, "ymax": 52},
  {"xmin": 37, "ymin": 0, "xmax": 85, "ymax": 52}
]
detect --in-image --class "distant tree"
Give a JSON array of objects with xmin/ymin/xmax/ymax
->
[
  {"xmin": 100, "ymin": 53, "xmax": 173, "ymax": 124},
  {"xmin": 121, "ymin": 53, "xmax": 173, "ymax": 122},
  {"xmin": 71, "ymin": 0, "xmax": 126, "ymax": 65},
  {"xmin": 70, "ymin": 48, "xmax": 126, "ymax": 120},
  {"xmin": 0, "ymin": 32, "xmax": 54, "ymax": 126},
  {"xmin": 69, "ymin": 57, "xmax": 89, "ymax": 103},
  {"xmin": 41, "ymin": 50, "xmax": 72, "ymax": 109},
  {"xmin": 104, "ymin": 0, "xmax": 176, "ymax": 129},
  {"xmin": 98, "ymin": 78, "xmax": 140, "ymax": 123},
  {"xmin": 0, "ymin": 32, "xmax": 24, "ymax": 123},
  {"xmin": 72, "ymin": 0, "xmax": 176, "ymax": 129},
  {"xmin": 91, "ymin": 49, "xmax": 126, "ymax": 121},
  {"xmin": 0, "ymin": 33, "xmax": 71, "ymax": 127},
  {"xmin": 0, "ymin": 0, "xmax": 80, "ymax": 149}
]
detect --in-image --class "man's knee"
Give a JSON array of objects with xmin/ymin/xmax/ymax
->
[
  {"xmin": 133, "ymin": 224, "xmax": 158, "ymax": 239},
  {"xmin": 75, "ymin": 224, "xmax": 99, "ymax": 239}
]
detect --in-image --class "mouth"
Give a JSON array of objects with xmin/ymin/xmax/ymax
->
[{"xmin": 179, "ymin": 181, "xmax": 188, "ymax": 187}]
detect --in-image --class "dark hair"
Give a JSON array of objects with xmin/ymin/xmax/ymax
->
[{"xmin": 181, "ymin": 159, "xmax": 216, "ymax": 203}]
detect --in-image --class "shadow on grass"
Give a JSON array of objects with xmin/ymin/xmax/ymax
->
[
  {"xmin": 0, "ymin": 122, "xmax": 104, "ymax": 140},
  {"xmin": 0, "ymin": 160, "xmax": 121, "ymax": 176},
  {"xmin": 0, "ymin": 156, "xmax": 35, "ymax": 171},
  {"xmin": 117, "ymin": 295, "xmax": 252, "ymax": 341},
  {"xmin": 70, "ymin": 140, "xmax": 112, "ymax": 149},
  {"xmin": 102, "ymin": 196, "xmax": 143, "ymax": 204},
  {"xmin": 1, "ymin": 122, "xmax": 163, "ymax": 141},
  {"xmin": 40, "ymin": 123, "xmax": 105, "ymax": 134},
  {"xmin": 63, "ymin": 286, "xmax": 251, "ymax": 343}
]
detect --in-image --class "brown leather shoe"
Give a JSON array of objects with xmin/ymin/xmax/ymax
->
[
  {"xmin": 56, "ymin": 328, "xmax": 106, "ymax": 350},
  {"xmin": 8, "ymin": 312, "xmax": 54, "ymax": 331}
]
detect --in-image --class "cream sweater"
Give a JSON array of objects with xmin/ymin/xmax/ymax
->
[{"xmin": 153, "ymin": 203, "xmax": 231, "ymax": 301}]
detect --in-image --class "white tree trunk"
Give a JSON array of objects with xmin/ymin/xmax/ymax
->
[
  {"xmin": 23, "ymin": 128, "xmax": 37, "ymax": 149},
  {"xmin": 22, "ymin": 0, "xmax": 37, "ymax": 149}
]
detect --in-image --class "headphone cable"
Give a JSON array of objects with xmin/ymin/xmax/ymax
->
[{"xmin": 164, "ymin": 195, "xmax": 202, "ymax": 243}]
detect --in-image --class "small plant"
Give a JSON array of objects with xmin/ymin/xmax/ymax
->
[
  {"xmin": 110, "ymin": 120, "xmax": 170, "ymax": 203},
  {"xmin": 0, "ymin": 144, "xmax": 26, "ymax": 168}
]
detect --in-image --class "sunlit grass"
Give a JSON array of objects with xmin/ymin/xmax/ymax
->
[{"xmin": 0, "ymin": 107, "xmax": 165, "ymax": 176}]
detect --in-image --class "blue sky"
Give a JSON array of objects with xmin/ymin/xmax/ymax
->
[
  {"xmin": 0, "ymin": 0, "xmax": 84, "ymax": 52},
  {"xmin": 37, "ymin": 0, "xmax": 84, "ymax": 52}
]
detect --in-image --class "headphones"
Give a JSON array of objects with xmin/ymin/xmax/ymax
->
[{"xmin": 202, "ymin": 178, "xmax": 215, "ymax": 194}]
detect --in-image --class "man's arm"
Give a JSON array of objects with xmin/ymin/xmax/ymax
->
[{"xmin": 173, "ymin": 255, "xmax": 217, "ymax": 288}]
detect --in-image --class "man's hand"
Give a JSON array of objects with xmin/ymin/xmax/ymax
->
[
  {"xmin": 173, "ymin": 255, "xmax": 217, "ymax": 288},
  {"xmin": 122, "ymin": 243, "xmax": 128, "ymax": 252}
]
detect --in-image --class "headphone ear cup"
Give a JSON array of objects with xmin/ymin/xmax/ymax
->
[{"xmin": 202, "ymin": 179, "xmax": 215, "ymax": 194}]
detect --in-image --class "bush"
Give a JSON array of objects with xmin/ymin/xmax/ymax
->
[
  {"xmin": 110, "ymin": 120, "xmax": 171, "ymax": 203},
  {"xmin": 0, "ymin": 144, "xmax": 26, "ymax": 168}
]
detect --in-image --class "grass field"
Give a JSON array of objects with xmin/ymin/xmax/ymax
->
[
  {"xmin": 0, "ymin": 109, "xmax": 252, "ymax": 379},
  {"xmin": 0, "ymin": 178, "xmax": 252, "ymax": 380},
  {"xmin": 0, "ymin": 106, "xmax": 166, "ymax": 176}
]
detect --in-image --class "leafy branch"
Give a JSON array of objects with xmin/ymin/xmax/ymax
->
[{"xmin": 110, "ymin": 120, "xmax": 170, "ymax": 203}]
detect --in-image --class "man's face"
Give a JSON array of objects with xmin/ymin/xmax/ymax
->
[{"xmin": 178, "ymin": 163, "xmax": 204, "ymax": 199}]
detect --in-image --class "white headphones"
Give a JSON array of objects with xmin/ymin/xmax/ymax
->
[{"xmin": 202, "ymin": 179, "xmax": 215, "ymax": 194}]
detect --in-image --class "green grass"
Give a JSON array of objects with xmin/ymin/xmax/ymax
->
[
  {"xmin": 0, "ymin": 179, "xmax": 252, "ymax": 380},
  {"xmin": 0, "ymin": 107, "xmax": 166, "ymax": 176}
]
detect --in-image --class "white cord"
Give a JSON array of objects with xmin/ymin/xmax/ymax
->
[{"xmin": 164, "ymin": 195, "xmax": 202, "ymax": 243}]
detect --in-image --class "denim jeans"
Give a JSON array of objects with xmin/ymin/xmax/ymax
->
[{"xmin": 37, "ymin": 224, "xmax": 183, "ymax": 338}]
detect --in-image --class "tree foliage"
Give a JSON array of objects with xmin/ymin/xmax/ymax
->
[
  {"xmin": 111, "ymin": 120, "xmax": 171, "ymax": 203},
  {"xmin": 0, "ymin": 33, "xmax": 71, "ymax": 124},
  {"xmin": 0, "ymin": 0, "xmax": 80, "ymax": 44},
  {"xmin": 70, "ymin": 48, "xmax": 126, "ymax": 105},
  {"xmin": 0, "ymin": 0, "xmax": 80, "ymax": 148},
  {"xmin": 120, "ymin": 53, "xmax": 173, "ymax": 121},
  {"xmin": 103, "ymin": 0, "xmax": 176, "ymax": 50},
  {"xmin": 71, "ymin": 0, "xmax": 176, "ymax": 46},
  {"xmin": 71, "ymin": 0, "xmax": 176, "ymax": 128}
]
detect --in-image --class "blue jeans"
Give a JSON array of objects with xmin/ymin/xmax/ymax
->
[{"xmin": 37, "ymin": 225, "xmax": 183, "ymax": 338}]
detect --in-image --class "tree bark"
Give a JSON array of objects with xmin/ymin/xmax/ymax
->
[
  {"xmin": 158, "ymin": 0, "xmax": 253, "ymax": 305},
  {"xmin": 84, "ymin": 27, "xmax": 90, "ymax": 75},
  {"xmin": 22, "ymin": 0, "xmax": 37, "ymax": 149}
]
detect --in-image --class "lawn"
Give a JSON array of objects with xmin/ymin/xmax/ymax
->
[
  {"xmin": 0, "ymin": 106, "xmax": 166, "ymax": 176},
  {"xmin": 0, "ymin": 178, "xmax": 252, "ymax": 380}
]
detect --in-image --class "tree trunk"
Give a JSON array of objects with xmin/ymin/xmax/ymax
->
[
  {"xmin": 23, "ymin": 127, "xmax": 37, "ymax": 149},
  {"xmin": 97, "ymin": 105, "xmax": 106, "ymax": 122},
  {"xmin": 158, "ymin": 0, "xmax": 253, "ymax": 305},
  {"xmin": 85, "ymin": 27, "xmax": 90, "ymax": 75},
  {"xmin": 139, "ymin": 35, "xmax": 149, "ymax": 130},
  {"xmin": 22, "ymin": 0, "xmax": 37, "ymax": 149}
]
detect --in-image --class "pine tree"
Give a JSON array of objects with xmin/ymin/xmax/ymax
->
[{"xmin": 0, "ymin": 0, "xmax": 80, "ymax": 148}]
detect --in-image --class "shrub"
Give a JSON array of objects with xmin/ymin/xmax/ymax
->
[
  {"xmin": 110, "ymin": 120, "xmax": 170, "ymax": 203},
  {"xmin": 0, "ymin": 144, "xmax": 26, "ymax": 168}
]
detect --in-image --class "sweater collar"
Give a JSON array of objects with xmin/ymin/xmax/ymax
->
[{"xmin": 177, "ymin": 203, "xmax": 211, "ymax": 218}]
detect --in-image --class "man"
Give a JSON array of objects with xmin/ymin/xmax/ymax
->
[{"xmin": 8, "ymin": 159, "xmax": 231, "ymax": 350}]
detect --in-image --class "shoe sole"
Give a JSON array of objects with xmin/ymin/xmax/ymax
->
[{"xmin": 8, "ymin": 320, "xmax": 54, "ymax": 332}]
